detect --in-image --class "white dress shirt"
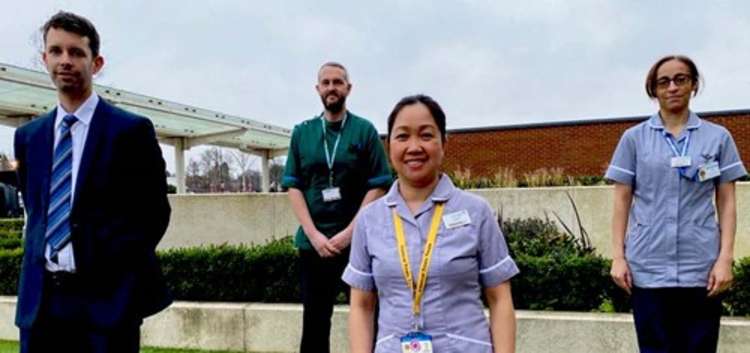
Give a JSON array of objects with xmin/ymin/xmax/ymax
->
[{"xmin": 45, "ymin": 93, "xmax": 99, "ymax": 272}]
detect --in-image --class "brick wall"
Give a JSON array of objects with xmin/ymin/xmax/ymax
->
[{"xmin": 442, "ymin": 110, "xmax": 750, "ymax": 177}]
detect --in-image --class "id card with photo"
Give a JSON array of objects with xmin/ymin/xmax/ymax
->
[
  {"xmin": 400, "ymin": 332, "xmax": 433, "ymax": 353},
  {"xmin": 698, "ymin": 161, "xmax": 721, "ymax": 182}
]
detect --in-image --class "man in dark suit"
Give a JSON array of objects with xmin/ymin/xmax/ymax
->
[{"xmin": 13, "ymin": 11, "xmax": 172, "ymax": 353}]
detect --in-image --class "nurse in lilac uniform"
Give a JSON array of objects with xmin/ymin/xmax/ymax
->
[
  {"xmin": 607, "ymin": 55, "xmax": 746, "ymax": 353},
  {"xmin": 344, "ymin": 95, "xmax": 519, "ymax": 353}
]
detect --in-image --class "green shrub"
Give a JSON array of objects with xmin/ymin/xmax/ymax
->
[
  {"xmin": 725, "ymin": 257, "xmax": 750, "ymax": 316},
  {"xmin": 0, "ymin": 229, "xmax": 21, "ymax": 240},
  {"xmin": 503, "ymin": 217, "xmax": 590, "ymax": 258},
  {"xmin": 0, "ymin": 238, "xmax": 21, "ymax": 250},
  {"xmin": 512, "ymin": 253, "xmax": 608, "ymax": 311},
  {"xmin": 503, "ymin": 217, "xmax": 629, "ymax": 312},
  {"xmin": 0, "ymin": 219, "xmax": 23, "ymax": 232},
  {"xmin": 0, "ymin": 221, "xmax": 744, "ymax": 316},
  {"xmin": 159, "ymin": 237, "xmax": 302, "ymax": 302},
  {"xmin": 0, "ymin": 248, "xmax": 21, "ymax": 295}
]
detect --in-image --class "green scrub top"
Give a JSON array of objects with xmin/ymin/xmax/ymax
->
[{"xmin": 282, "ymin": 111, "xmax": 392, "ymax": 250}]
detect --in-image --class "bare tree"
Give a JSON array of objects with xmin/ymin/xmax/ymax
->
[
  {"xmin": 199, "ymin": 147, "xmax": 231, "ymax": 192},
  {"xmin": 229, "ymin": 150, "xmax": 257, "ymax": 192}
]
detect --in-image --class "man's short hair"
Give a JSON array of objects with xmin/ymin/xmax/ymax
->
[
  {"xmin": 42, "ymin": 11, "xmax": 101, "ymax": 57},
  {"xmin": 318, "ymin": 62, "xmax": 349, "ymax": 82}
]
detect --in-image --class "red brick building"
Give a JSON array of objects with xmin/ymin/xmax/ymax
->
[{"xmin": 441, "ymin": 110, "xmax": 750, "ymax": 177}]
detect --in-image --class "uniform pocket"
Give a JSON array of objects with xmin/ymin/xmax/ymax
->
[
  {"xmin": 446, "ymin": 333, "xmax": 493, "ymax": 353},
  {"xmin": 374, "ymin": 334, "xmax": 399, "ymax": 353},
  {"xmin": 625, "ymin": 223, "xmax": 651, "ymax": 263},
  {"xmin": 434, "ymin": 224, "xmax": 479, "ymax": 276},
  {"xmin": 685, "ymin": 222, "xmax": 720, "ymax": 261}
]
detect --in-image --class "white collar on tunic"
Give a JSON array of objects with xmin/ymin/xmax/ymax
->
[
  {"xmin": 384, "ymin": 173, "xmax": 456, "ymax": 208},
  {"xmin": 647, "ymin": 110, "xmax": 702, "ymax": 131}
]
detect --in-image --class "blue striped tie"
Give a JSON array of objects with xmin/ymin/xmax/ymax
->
[{"xmin": 46, "ymin": 114, "xmax": 78, "ymax": 263}]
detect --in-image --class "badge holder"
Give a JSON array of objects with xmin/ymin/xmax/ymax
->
[
  {"xmin": 698, "ymin": 161, "xmax": 721, "ymax": 182},
  {"xmin": 401, "ymin": 330, "xmax": 433, "ymax": 353},
  {"xmin": 321, "ymin": 115, "xmax": 346, "ymax": 203},
  {"xmin": 322, "ymin": 173, "xmax": 342, "ymax": 202}
]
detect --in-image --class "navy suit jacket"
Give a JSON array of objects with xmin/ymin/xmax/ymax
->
[{"xmin": 13, "ymin": 97, "xmax": 172, "ymax": 329}]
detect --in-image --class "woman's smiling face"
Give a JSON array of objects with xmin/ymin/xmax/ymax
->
[{"xmin": 388, "ymin": 102, "xmax": 445, "ymax": 187}]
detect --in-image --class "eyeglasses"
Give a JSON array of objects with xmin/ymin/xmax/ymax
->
[{"xmin": 655, "ymin": 74, "xmax": 693, "ymax": 89}]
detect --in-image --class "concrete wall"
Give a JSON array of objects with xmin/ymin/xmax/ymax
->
[
  {"xmin": 162, "ymin": 192, "xmax": 297, "ymax": 249},
  {"xmin": 1, "ymin": 297, "xmax": 748, "ymax": 353},
  {"xmin": 163, "ymin": 183, "xmax": 750, "ymax": 259}
]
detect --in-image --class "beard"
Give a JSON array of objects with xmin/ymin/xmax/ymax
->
[
  {"xmin": 321, "ymin": 93, "xmax": 346, "ymax": 114},
  {"xmin": 53, "ymin": 72, "xmax": 87, "ymax": 96}
]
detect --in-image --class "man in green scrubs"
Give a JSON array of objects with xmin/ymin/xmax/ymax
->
[{"xmin": 282, "ymin": 62, "xmax": 392, "ymax": 353}]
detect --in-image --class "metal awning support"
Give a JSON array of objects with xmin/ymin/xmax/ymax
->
[
  {"xmin": 174, "ymin": 138, "xmax": 187, "ymax": 194},
  {"xmin": 261, "ymin": 150, "xmax": 270, "ymax": 192}
]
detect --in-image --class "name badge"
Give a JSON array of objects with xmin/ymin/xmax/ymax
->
[
  {"xmin": 322, "ymin": 187, "xmax": 342, "ymax": 202},
  {"xmin": 698, "ymin": 161, "xmax": 721, "ymax": 182},
  {"xmin": 443, "ymin": 210, "xmax": 471, "ymax": 229},
  {"xmin": 400, "ymin": 332, "xmax": 433, "ymax": 353},
  {"xmin": 671, "ymin": 156, "xmax": 692, "ymax": 168}
]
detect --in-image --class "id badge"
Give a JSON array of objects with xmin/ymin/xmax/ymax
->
[
  {"xmin": 322, "ymin": 187, "xmax": 342, "ymax": 202},
  {"xmin": 400, "ymin": 332, "xmax": 433, "ymax": 353},
  {"xmin": 443, "ymin": 210, "xmax": 471, "ymax": 229},
  {"xmin": 671, "ymin": 156, "xmax": 691, "ymax": 168},
  {"xmin": 698, "ymin": 161, "xmax": 721, "ymax": 182}
]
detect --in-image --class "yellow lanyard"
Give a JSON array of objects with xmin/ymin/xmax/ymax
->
[{"xmin": 391, "ymin": 203, "xmax": 445, "ymax": 317}]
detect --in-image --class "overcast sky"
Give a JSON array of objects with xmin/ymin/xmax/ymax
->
[{"xmin": 2, "ymin": 1, "xmax": 749, "ymax": 173}]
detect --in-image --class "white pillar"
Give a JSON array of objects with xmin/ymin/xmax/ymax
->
[
  {"xmin": 261, "ymin": 150, "xmax": 270, "ymax": 192},
  {"xmin": 174, "ymin": 138, "xmax": 187, "ymax": 194}
]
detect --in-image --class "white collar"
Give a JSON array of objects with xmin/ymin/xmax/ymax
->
[{"xmin": 55, "ymin": 93, "xmax": 100, "ymax": 129}]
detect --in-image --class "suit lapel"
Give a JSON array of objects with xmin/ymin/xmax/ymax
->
[{"xmin": 72, "ymin": 98, "xmax": 108, "ymax": 212}]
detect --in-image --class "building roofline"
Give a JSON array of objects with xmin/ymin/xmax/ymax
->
[{"xmin": 446, "ymin": 109, "xmax": 750, "ymax": 134}]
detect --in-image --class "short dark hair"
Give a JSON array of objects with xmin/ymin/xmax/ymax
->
[
  {"xmin": 318, "ymin": 61, "xmax": 349, "ymax": 82},
  {"xmin": 645, "ymin": 55, "xmax": 701, "ymax": 98},
  {"xmin": 387, "ymin": 94, "xmax": 447, "ymax": 142},
  {"xmin": 42, "ymin": 11, "xmax": 101, "ymax": 57}
]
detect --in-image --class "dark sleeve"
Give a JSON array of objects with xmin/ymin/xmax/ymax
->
[
  {"xmin": 106, "ymin": 117, "xmax": 171, "ymax": 257},
  {"xmin": 131, "ymin": 118, "xmax": 171, "ymax": 249},
  {"xmin": 363, "ymin": 124, "xmax": 392, "ymax": 189},
  {"xmin": 281, "ymin": 125, "xmax": 305, "ymax": 189}
]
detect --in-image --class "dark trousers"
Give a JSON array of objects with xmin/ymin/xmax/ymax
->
[
  {"xmin": 631, "ymin": 287, "xmax": 722, "ymax": 353},
  {"xmin": 20, "ymin": 272, "xmax": 141, "ymax": 353},
  {"xmin": 299, "ymin": 249, "xmax": 350, "ymax": 353}
]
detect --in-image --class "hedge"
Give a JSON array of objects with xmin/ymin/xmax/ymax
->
[
  {"xmin": 0, "ymin": 238, "xmax": 21, "ymax": 250},
  {"xmin": 0, "ymin": 219, "xmax": 23, "ymax": 232},
  {"xmin": 725, "ymin": 256, "xmax": 750, "ymax": 316},
  {"xmin": 0, "ymin": 248, "xmax": 21, "ymax": 295},
  {"xmin": 0, "ymin": 223, "xmax": 747, "ymax": 316},
  {"xmin": 159, "ymin": 238, "xmax": 299, "ymax": 302}
]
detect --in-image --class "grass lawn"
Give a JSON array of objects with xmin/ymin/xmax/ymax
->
[{"xmin": 0, "ymin": 340, "xmax": 257, "ymax": 353}]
